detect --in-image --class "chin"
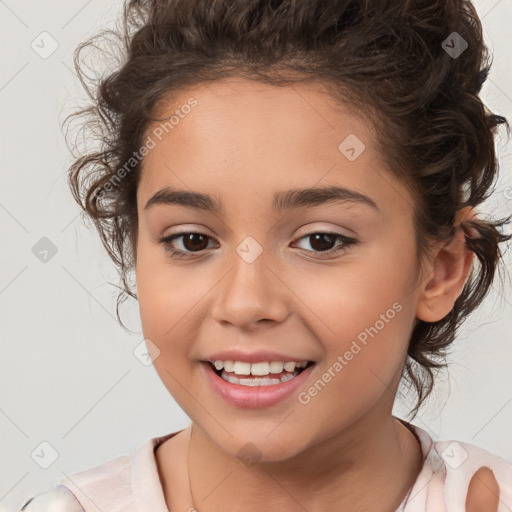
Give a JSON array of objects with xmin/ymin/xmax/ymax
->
[{"xmin": 214, "ymin": 429, "xmax": 310, "ymax": 465}]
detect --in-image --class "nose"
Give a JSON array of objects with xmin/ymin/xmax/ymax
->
[{"xmin": 210, "ymin": 244, "xmax": 290, "ymax": 330}]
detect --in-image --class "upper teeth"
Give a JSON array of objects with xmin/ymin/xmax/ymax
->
[{"xmin": 213, "ymin": 360, "xmax": 309, "ymax": 376}]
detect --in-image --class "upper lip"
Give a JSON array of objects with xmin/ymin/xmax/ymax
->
[{"xmin": 202, "ymin": 350, "xmax": 314, "ymax": 364}]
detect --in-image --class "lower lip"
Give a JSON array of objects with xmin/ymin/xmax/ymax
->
[{"xmin": 201, "ymin": 362, "xmax": 315, "ymax": 409}]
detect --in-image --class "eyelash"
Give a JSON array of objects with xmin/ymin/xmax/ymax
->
[{"xmin": 158, "ymin": 230, "xmax": 357, "ymax": 260}]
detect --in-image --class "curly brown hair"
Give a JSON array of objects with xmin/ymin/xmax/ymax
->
[{"xmin": 64, "ymin": 0, "xmax": 511, "ymax": 418}]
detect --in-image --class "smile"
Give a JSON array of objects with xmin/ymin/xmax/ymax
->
[
  {"xmin": 210, "ymin": 360, "xmax": 314, "ymax": 386},
  {"xmin": 201, "ymin": 360, "xmax": 317, "ymax": 408}
]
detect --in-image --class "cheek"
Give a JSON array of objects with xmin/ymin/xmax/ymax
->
[
  {"xmin": 136, "ymin": 232, "xmax": 191, "ymax": 321},
  {"xmin": 135, "ymin": 243, "xmax": 196, "ymax": 355},
  {"xmin": 135, "ymin": 244, "xmax": 223, "ymax": 391},
  {"xmin": 293, "ymin": 249, "xmax": 415, "ymax": 349},
  {"xmin": 292, "ymin": 244, "xmax": 416, "ymax": 400},
  {"xmin": 296, "ymin": 291, "xmax": 413, "ymax": 435},
  {"xmin": 136, "ymin": 254, "xmax": 201, "ymax": 402}
]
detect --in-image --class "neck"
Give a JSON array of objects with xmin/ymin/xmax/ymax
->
[{"xmin": 186, "ymin": 411, "xmax": 423, "ymax": 512}]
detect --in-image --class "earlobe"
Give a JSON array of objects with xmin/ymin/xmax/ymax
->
[{"xmin": 416, "ymin": 207, "xmax": 476, "ymax": 323}]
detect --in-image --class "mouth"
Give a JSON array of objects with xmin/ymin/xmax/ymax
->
[
  {"xmin": 204, "ymin": 360, "xmax": 316, "ymax": 386},
  {"xmin": 200, "ymin": 359, "xmax": 317, "ymax": 408}
]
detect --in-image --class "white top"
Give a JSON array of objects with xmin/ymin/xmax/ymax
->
[{"xmin": 18, "ymin": 421, "xmax": 512, "ymax": 512}]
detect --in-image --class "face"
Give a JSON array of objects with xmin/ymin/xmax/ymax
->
[{"xmin": 135, "ymin": 77, "xmax": 424, "ymax": 461}]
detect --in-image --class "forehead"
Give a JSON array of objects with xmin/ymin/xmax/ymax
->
[
  {"xmin": 145, "ymin": 77, "xmax": 375, "ymax": 159},
  {"xmin": 137, "ymin": 77, "xmax": 410, "ymax": 217}
]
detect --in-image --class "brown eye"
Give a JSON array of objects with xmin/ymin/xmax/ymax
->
[
  {"xmin": 159, "ymin": 231, "xmax": 217, "ymax": 258},
  {"xmin": 159, "ymin": 230, "xmax": 357, "ymax": 260},
  {"xmin": 307, "ymin": 233, "xmax": 338, "ymax": 252},
  {"xmin": 180, "ymin": 233, "xmax": 210, "ymax": 252},
  {"xmin": 293, "ymin": 232, "xmax": 357, "ymax": 258}
]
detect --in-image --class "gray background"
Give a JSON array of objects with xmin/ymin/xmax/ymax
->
[{"xmin": 1, "ymin": 1, "xmax": 511, "ymax": 510}]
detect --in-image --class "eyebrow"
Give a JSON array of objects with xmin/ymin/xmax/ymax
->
[{"xmin": 144, "ymin": 185, "xmax": 379, "ymax": 213}]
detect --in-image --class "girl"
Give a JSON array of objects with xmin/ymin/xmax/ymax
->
[{"xmin": 20, "ymin": 0, "xmax": 511, "ymax": 511}]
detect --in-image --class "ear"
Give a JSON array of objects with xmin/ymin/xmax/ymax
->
[{"xmin": 416, "ymin": 207, "xmax": 476, "ymax": 323}]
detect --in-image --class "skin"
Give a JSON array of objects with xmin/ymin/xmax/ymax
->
[{"xmin": 134, "ymin": 77, "xmax": 498, "ymax": 511}]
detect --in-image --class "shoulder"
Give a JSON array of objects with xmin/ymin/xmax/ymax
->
[
  {"xmin": 433, "ymin": 441, "xmax": 512, "ymax": 502},
  {"xmin": 26, "ymin": 432, "xmax": 178, "ymax": 512},
  {"xmin": 56, "ymin": 450, "xmax": 133, "ymax": 511},
  {"xmin": 409, "ymin": 423, "xmax": 512, "ymax": 511},
  {"xmin": 19, "ymin": 486, "xmax": 84, "ymax": 512},
  {"xmin": 18, "ymin": 449, "xmax": 133, "ymax": 512}
]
